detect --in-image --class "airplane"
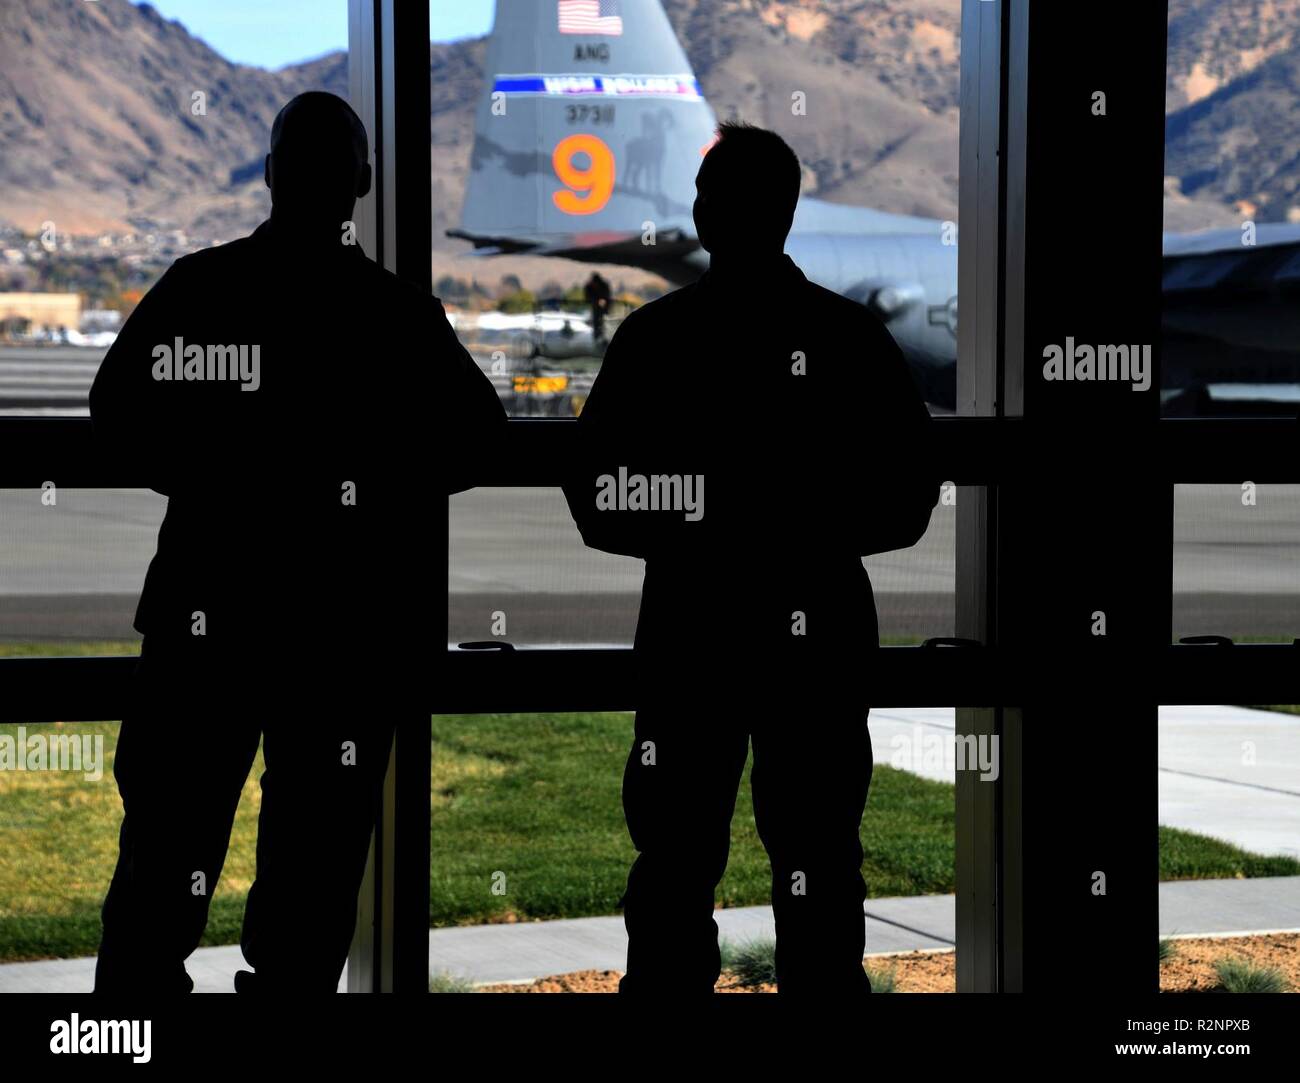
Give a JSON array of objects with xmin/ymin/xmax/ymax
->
[
  {"xmin": 449, "ymin": 304, "xmax": 605, "ymax": 364},
  {"xmin": 464, "ymin": 308, "xmax": 604, "ymax": 361},
  {"xmin": 449, "ymin": 0, "xmax": 1300, "ymax": 414}
]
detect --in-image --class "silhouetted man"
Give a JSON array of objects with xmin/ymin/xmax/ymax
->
[
  {"xmin": 584, "ymin": 271, "xmax": 612, "ymax": 343},
  {"xmin": 564, "ymin": 122, "xmax": 938, "ymax": 993},
  {"xmin": 90, "ymin": 92, "xmax": 504, "ymax": 993}
]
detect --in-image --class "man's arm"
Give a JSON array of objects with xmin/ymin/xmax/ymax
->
[
  {"xmin": 561, "ymin": 312, "xmax": 663, "ymax": 559},
  {"xmin": 433, "ymin": 296, "xmax": 506, "ymax": 495},
  {"xmin": 851, "ymin": 316, "xmax": 939, "ymax": 556},
  {"xmin": 88, "ymin": 265, "xmax": 186, "ymax": 495}
]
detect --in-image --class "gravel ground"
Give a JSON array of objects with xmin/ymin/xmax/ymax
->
[{"xmin": 475, "ymin": 934, "xmax": 1300, "ymax": 993}]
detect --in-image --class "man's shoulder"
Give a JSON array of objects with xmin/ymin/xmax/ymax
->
[
  {"xmin": 800, "ymin": 275, "xmax": 887, "ymax": 332},
  {"xmin": 168, "ymin": 235, "xmax": 426, "ymax": 304},
  {"xmin": 367, "ymin": 263, "xmax": 436, "ymax": 320},
  {"xmin": 798, "ymin": 276, "xmax": 905, "ymax": 367},
  {"xmin": 164, "ymin": 235, "xmax": 257, "ymax": 280},
  {"xmin": 617, "ymin": 283, "xmax": 698, "ymax": 331}
]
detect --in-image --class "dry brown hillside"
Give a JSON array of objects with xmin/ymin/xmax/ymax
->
[{"xmin": 0, "ymin": 0, "xmax": 1288, "ymax": 249}]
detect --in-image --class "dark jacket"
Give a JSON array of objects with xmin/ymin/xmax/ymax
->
[
  {"xmin": 90, "ymin": 219, "xmax": 504, "ymax": 659},
  {"xmin": 563, "ymin": 253, "xmax": 938, "ymax": 678}
]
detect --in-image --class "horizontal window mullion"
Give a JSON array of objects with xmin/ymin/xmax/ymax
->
[
  {"xmin": 1, "ymin": 416, "xmax": 1294, "ymax": 487},
  {"xmin": 0, "ymin": 645, "xmax": 1291, "ymax": 721}
]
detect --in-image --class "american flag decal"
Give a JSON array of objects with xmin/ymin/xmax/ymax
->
[{"xmin": 558, "ymin": 0, "xmax": 624, "ymax": 36}]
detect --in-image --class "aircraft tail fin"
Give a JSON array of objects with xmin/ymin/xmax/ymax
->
[{"xmin": 455, "ymin": 0, "xmax": 718, "ymax": 250}]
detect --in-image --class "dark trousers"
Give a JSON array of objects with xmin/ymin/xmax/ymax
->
[
  {"xmin": 618, "ymin": 694, "xmax": 874, "ymax": 994},
  {"xmin": 95, "ymin": 645, "xmax": 396, "ymax": 993}
]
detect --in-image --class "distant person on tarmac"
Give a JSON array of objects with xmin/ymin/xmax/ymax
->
[
  {"xmin": 584, "ymin": 271, "xmax": 612, "ymax": 344},
  {"xmin": 90, "ymin": 91, "xmax": 504, "ymax": 994},
  {"xmin": 564, "ymin": 121, "xmax": 938, "ymax": 994}
]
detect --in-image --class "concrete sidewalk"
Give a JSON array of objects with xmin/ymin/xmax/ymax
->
[
  {"xmin": 2, "ymin": 876, "xmax": 1296, "ymax": 993},
  {"xmin": 868, "ymin": 705, "xmax": 1300, "ymax": 858},
  {"xmin": 1157, "ymin": 705, "xmax": 1300, "ymax": 859}
]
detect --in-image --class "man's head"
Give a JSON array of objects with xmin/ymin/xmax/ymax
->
[
  {"xmin": 693, "ymin": 122, "xmax": 801, "ymax": 258},
  {"xmin": 264, "ymin": 92, "xmax": 371, "ymax": 232}
]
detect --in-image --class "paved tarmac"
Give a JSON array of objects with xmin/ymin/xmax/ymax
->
[{"xmin": 1, "ymin": 484, "xmax": 1296, "ymax": 643}]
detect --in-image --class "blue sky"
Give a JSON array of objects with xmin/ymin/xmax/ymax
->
[{"xmin": 143, "ymin": 0, "xmax": 495, "ymax": 68}]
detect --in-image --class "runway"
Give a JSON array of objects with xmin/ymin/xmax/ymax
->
[
  {"xmin": 0, "ymin": 347, "xmax": 100, "ymax": 415},
  {"xmin": 0, "ymin": 349, "xmax": 1294, "ymax": 642},
  {"xmin": 0, "ymin": 484, "xmax": 1294, "ymax": 644}
]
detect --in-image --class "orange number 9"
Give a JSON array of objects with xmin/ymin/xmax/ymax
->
[{"xmin": 552, "ymin": 134, "xmax": 615, "ymax": 216}]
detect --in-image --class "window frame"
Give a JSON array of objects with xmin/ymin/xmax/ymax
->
[{"xmin": 1, "ymin": 0, "xmax": 1296, "ymax": 996}]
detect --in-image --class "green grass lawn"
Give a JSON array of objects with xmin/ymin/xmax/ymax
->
[
  {"xmin": 0, "ymin": 640, "xmax": 143, "ymax": 657},
  {"xmin": 427, "ymin": 712, "xmax": 956, "ymax": 926},
  {"xmin": 2, "ymin": 710, "xmax": 1298, "ymax": 963},
  {"xmin": 1, "ymin": 643, "xmax": 1297, "ymax": 963},
  {"xmin": 0, "ymin": 718, "xmax": 262, "ymax": 962}
]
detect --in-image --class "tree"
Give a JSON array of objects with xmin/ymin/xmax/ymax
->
[{"xmin": 497, "ymin": 288, "xmax": 536, "ymax": 314}]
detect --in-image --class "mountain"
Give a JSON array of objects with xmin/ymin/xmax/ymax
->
[
  {"xmin": 0, "ymin": 0, "xmax": 345, "ymax": 236},
  {"xmin": 1165, "ymin": 0, "xmax": 1300, "ymax": 225},
  {"xmin": 1166, "ymin": 0, "xmax": 1300, "ymax": 111},
  {"xmin": 0, "ymin": 0, "xmax": 1292, "ymax": 257},
  {"xmin": 660, "ymin": 0, "xmax": 961, "ymax": 220}
]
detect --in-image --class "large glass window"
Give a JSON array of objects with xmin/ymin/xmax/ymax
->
[
  {"xmin": 450, "ymin": 486, "xmax": 957, "ymax": 647},
  {"xmin": 0, "ymin": 489, "xmax": 163, "ymax": 653},
  {"xmin": 1157, "ymin": 703, "xmax": 1300, "ymax": 993},
  {"xmin": 427, "ymin": 709, "xmax": 959, "ymax": 993},
  {"xmin": 1173, "ymin": 483, "xmax": 1300, "ymax": 642},
  {"xmin": 1163, "ymin": 0, "xmax": 1300, "ymax": 416},
  {"xmin": 441, "ymin": 1, "xmax": 961, "ymax": 417},
  {"xmin": 0, "ymin": 0, "xmax": 352, "ymax": 418}
]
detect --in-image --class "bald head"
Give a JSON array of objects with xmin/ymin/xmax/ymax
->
[{"xmin": 264, "ymin": 92, "xmax": 372, "ymax": 235}]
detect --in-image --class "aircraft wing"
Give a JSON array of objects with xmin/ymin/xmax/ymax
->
[
  {"xmin": 1162, "ymin": 221, "xmax": 1300, "ymax": 259},
  {"xmin": 447, "ymin": 226, "xmax": 699, "ymax": 263},
  {"xmin": 1162, "ymin": 223, "xmax": 1300, "ymax": 293}
]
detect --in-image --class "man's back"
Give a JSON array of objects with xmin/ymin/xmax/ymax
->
[
  {"xmin": 567, "ymin": 253, "xmax": 937, "ymax": 665},
  {"xmin": 90, "ymin": 220, "xmax": 502, "ymax": 658}
]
